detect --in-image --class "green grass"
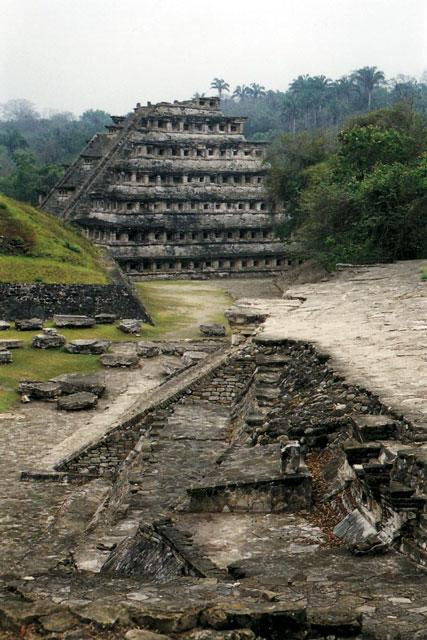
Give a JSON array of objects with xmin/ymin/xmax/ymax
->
[
  {"xmin": 136, "ymin": 280, "xmax": 232, "ymax": 339},
  {"xmin": 420, "ymin": 267, "xmax": 427, "ymax": 281},
  {"xmin": 0, "ymin": 194, "xmax": 108, "ymax": 284},
  {"xmin": 0, "ymin": 346, "xmax": 100, "ymax": 412},
  {"xmin": 0, "ymin": 279, "xmax": 233, "ymax": 412}
]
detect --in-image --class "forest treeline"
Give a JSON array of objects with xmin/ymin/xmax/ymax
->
[{"xmin": 1, "ymin": 67, "xmax": 427, "ymax": 206}]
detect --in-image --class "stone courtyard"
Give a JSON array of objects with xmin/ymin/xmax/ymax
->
[{"xmin": 0, "ymin": 261, "xmax": 426, "ymax": 640}]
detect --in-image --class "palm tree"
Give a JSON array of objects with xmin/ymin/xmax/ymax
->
[
  {"xmin": 232, "ymin": 85, "xmax": 249, "ymax": 101},
  {"xmin": 247, "ymin": 83, "xmax": 266, "ymax": 99},
  {"xmin": 352, "ymin": 66, "xmax": 385, "ymax": 109},
  {"xmin": 210, "ymin": 78, "xmax": 230, "ymax": 98},
  {"xmin": 333, "ymin": 75, "xmax": 357, "ymax": 106}
]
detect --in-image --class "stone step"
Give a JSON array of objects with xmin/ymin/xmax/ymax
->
[
  {"xmin": 352, "ymin": 414, "xmax": 398, "ymax": 442},
  {"xmin": 343, "ymin": 440, "xmax": 382, "ymax": 464}
]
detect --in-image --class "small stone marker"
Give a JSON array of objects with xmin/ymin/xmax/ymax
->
[
  {"xmin": 53, "ymin": 314, "xmax": 96, "ymax": 328},
  {"xmin": 32, "ymin": 332, "xmax": 66, "ymax": 349},
  {"xmin": 199, "ymin": 323, "xmax": 226, "ymax": 337},
  {"xmin": 0, "ymin": 321, "xmax": 11, "ymax": 331},
  {"xmin": 0, "ymin": 339, "xmax": 23, "ymax": 349},
  {"xmin": 15, "ymin": 318, "xmax": 44, "ymax": 331},
  {"xmin": 50, "ymin": 372, "xmax": 106, "ymax": 397},
  {"xmin": 65, "ymin": 339, "xmax": 110, "ymax": 355},
  {"xmin": 95, "ymin": 313, "xmax": 116, "ymax": 324},
  {"xmin": 57, "ymin": 391, "xmax": 98, "ymax": 411},
  {"xmin": 118, "ymin": 319, "xmax": 142, "ymax": 334},
  {"xmin": 100, "ymin": 353, "xmax": 139, "ymax": 367},
  {"xmin": 136, "ymin": 341, "xmax": 160, "ymax": 358},
  {"xmin": 18, "ymin": 380, "xmax": 62, "ymax": 400},
  {"xmin": 0, "ymin": 350, "xmax": 12, "ymax": 364}
]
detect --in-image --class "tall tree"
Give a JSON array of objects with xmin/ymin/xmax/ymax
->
[
  {"xmin": 247, "ymin": 83, "xmax": 266, "ymax": 99},
  {"xmin": 210, "ymin": 78, "xmax": 230, "ymax": 98},
  {"xmin": 232, "ymin": 85, "xmax": 249, "ymax": 100},
  {"xmin": 352, "ymin": 66, "xmax": 385, "ymax": 109}
]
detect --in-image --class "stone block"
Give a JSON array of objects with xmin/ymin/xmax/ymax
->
[
  {"xmin": 57, "ymin": 391, "xmax": 98, "ymax": 411},
  {"xmin": 53, "ymin": 314, "xmax": 96, "ymax": 328},
  {"xmin": 118, "ymin": 319, "xmax": 142, "ymax": 334},
  {"xmin": 95, "ymin": 313, "xmax": 116, "ymax": 324},
  {"xmin": 0, "ymin": 339, "xmax": 24, "ymax": 351},
  {"xmin": 50, "ymin": 373, "xmax": 106, "ymax": 397},
  {"xmin": 100, "ymin": 353, "xmax": 139, "ymax": 368},
  {"xmin": 0, "ymin": 349, "xmax": 12, "ymax": 364},
  {"xmin": 199, "ymin": 323, "xmax": 226, "ymax": 337},
  {"xmin": 32, "ymin": 333, "xmax": 66, "ymax": 349},
  {"xmin": 19, "ymin": 380, "xmax": 63, "ymax": 399},
  {"xmin": 137, "ymin": 341, "xmax": 160, "ymax": 357},
  {"xmin": 65, "ymin": 339, "xmax": 111, "ymax": 354},
  {"xmin": 181, "ymin": 351, "xmax": 207, "ymax": 367},
  {"xmin": 14, "ymin": 317, "xmax": 43, "ymax": 330},
  {"xmin": 0, "ymin": 320, "xmax": 11, "ymax": 330}
]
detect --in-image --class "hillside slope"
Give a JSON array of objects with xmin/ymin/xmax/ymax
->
[{"xmin": 0, "ymin": 194, "xmax": 108, "ymax": 283}]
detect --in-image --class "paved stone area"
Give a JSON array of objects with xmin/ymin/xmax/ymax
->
[{"xmin": 242, "ymin": 260, "xmax": 427, "ymax": 430}]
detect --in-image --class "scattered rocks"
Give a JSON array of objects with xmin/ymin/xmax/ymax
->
[
  {"xmin": 95, "ymin": 313, "xmax": 116, "ymax": 324},
  {"xmin": 18, "ymin": 380, "xmax": 63, "ymax": 400},
  {"xmin": 51, "ymin": 372, "xmax": 106, "ymax": 397},
  {"xmin": 65, "ymin": 339, "xmax": 111, "ymax": 354},
  {"xmin": 53, "ymin": 314, "xmax": 96, "ymax": 328},
  {"xmin": 32, "ymin": 332, "xmax": 66, "ymax": 349},
  {"xmin": 100, "ymin": 353, "xmax": 139, "ymax": 368},
  {"xmin": 0, "ymin": 320, "xmax": 11, "ymax": 330},
  {"xmin": 118, "ymin": 319, "xmax": 142, "ymax": 334},
  {"xmin": 14, "ymin": 317, "xmax": 44, "ymax": 331},
  {"xmin": 137, "ymin": 341, "xmax": 161, "ymax": 358},
  {"xmin": 199, "ymin": 323, "xmax": 226, "ymax": 337},
  {"xmin": 0, "ymin": 338, "xmax": 23, "ymax": 349},
  {"xmin": 57, "ymin": 391, "xmax": 98, "ymax": 411},
  {"xmin": 0, "ymin": 349, "xmax": 12, "ymax": 364}
]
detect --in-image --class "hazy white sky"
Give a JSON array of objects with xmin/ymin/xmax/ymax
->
[{"xmin": 1, "ymin": 0, "xmax": 426, "ymax": 116}]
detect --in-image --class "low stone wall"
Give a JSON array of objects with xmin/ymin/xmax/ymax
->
[{"xmin": 0, "ymin": 283, "xmax": 148, "ymax": 320}]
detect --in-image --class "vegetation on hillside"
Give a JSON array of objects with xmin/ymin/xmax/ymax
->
[
  {"xmin": 216, "ymin": 67, "xmax": 427, "ymax": 141},
  {"xmin": 0, "ymin": 194, "xmax": 108, "ymax": 283},
  {"xmin": 268, "ymin": 103, "xmax": 427, "ymax": 268},
  {"xmin": 0, "ymin": 100, "xmax": 111, "ymax": 205}
]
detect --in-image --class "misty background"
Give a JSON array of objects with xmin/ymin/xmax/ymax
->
[{"xmin": 1, "ymin": 0, "xmax": 426, "ymax": 115}]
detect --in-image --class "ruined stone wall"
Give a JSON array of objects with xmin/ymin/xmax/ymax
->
[{"xmin": 0, "ymin": 283, "xmax": 148, "ymax": 320}]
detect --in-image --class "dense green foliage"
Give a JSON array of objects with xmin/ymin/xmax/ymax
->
[
  {"xmin": 219, "ymin": 68, "xmax": 427, "ymax": 141},
  {"xmin": 0, "ymin": 100, "xmax": 111, "ymax": 205},
  {"xmin": 0, "ymin": 194, "xmax": 108, "ymax": 283},
  {"xmin": 268, "ymin": 104, "xmax": 427, "ymax": 268}
]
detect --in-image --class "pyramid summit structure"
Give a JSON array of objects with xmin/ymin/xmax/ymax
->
[{"xmin": 42, "ymin": 96, "xmax": 288, "ymax": 279}]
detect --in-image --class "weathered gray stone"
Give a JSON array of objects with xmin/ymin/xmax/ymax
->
[
  {"xmin": 65, "ymin": 339, "xmax": 111, "ymax": 354},
  {"xmin": 51, "ymin": 372, "xmax": 106, "ymax": 397},
  {"xmin": 199, "ymin": 323, "xmax": 226, "ymax": 337},
  {"xmin": 0, "ymin": 320, "xmax": 11, "ymax": 330},
  {"xmin": 32, "ymin": 332, "xmax": 66, "ymax": 349},
  {"xmin": 118, "ymin": 319, "xmax": 142, "ymax": 334},
  {"xmin": 95, "ymin": 313, "xmax": 116, "ymax": 324},
  {"xmin": 57, "ymin": 391, "xmax": 98, "ymax": 411},
  {"xmin": 333, "ymin": 508, "xmax": 377, "ymax": 545},
  {"xmin": 40, "ymin": 610, "xmax": 80, "ymax": 632},
  {"xmin": 125, "ymin": 629, "xmax": 171, "ymax": 640},
  {"xmin": 15, "ymin": 317, "xmax": 44, "ymax": 330},
  {"xmin": 19, "ymin": 380, "xmax": 63, "ymax": 399},
  {"xmin": 53, "ymin": 314, "xmax": 96, "ymax": 328},
  {"xmin": 225, "ymin": 307, "xmax": 268, "ymax": 326},
  {"xmin": 182, "ymin": 351, "xmax": 207, "ymax": 367},
  {"xmin": 0, "ymin": 349, "xmax": 12, "ymax": 364},
  {"xmin": 137, "ymin": 341, "xmax": 161, "ymax": 358},
  {"xmin": 100, "ymin": 353, "xmax": 139, "ymax": 368},
  {"xmin": 0, "ymin": 338, "xmax": 23, "ymax": 349}
]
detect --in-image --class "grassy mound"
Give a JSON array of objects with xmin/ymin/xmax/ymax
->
[{"xmin": 0, "ymin": 194, "xmax": 108, "ymax": 283}]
